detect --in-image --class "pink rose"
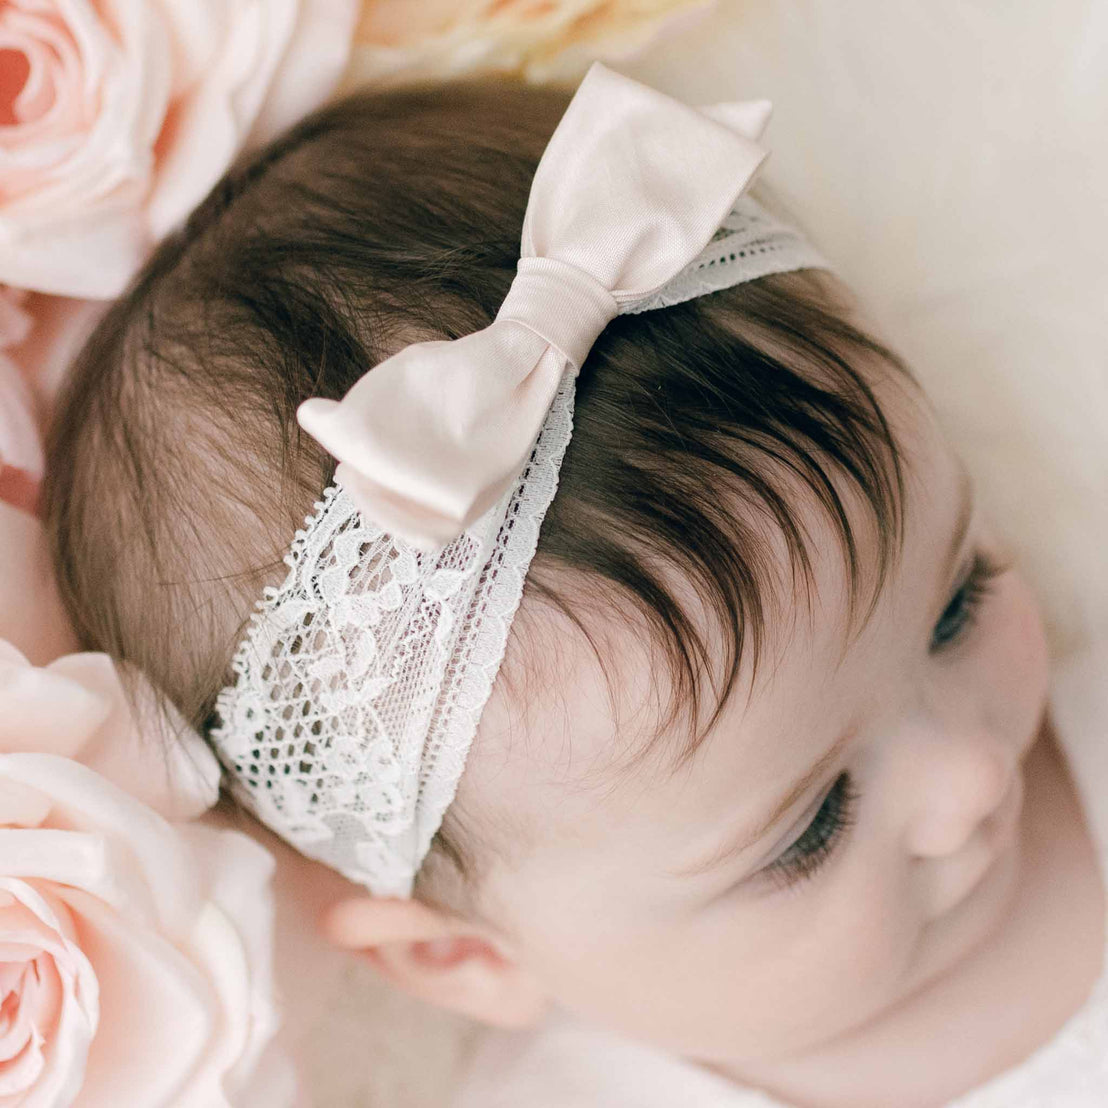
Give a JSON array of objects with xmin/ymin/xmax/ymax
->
[
  {"xmin": 0, "ymin": 754, "xmax": 294, "ymax": 1107},
  {"xmin": 0, "ymin": 714, "xmax": 294, "ymax": 1105},
  {"xmin": 0, "ymin": 505, "xmax": 76, "ymax": 665},
  {"xmin": 0, "ymin": 289, "xmax": 31, "ymax": 350},
  {"xmin": 0, "ymin": 287, "xmax": 42, "ymax": 514},
  {"xmin": 1, "ymin": 292, "xmax": 108, "ymax": 413},
  {"xmin": 0, "ymin": 0, "xmax": 359, "ymax": 299}
]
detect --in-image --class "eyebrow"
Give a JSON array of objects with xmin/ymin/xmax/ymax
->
[{"xmin": 670, "ymin": 462, "xmax": 976, "ymax": 881}]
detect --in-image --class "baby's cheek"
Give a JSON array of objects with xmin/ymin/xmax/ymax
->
[
  {"xmin": 711, "ymin": 861, "xmax": 920, "ymax": 1054},
  {"xmin": 802, "ymin": 861, "xmax": 919, "ymax": 1020},
  {"xmin": 983, "ymin": 571, "xmax": 1050, "ymax": 746}
]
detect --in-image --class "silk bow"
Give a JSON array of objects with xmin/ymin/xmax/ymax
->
[{"xmin": 297, "ymin": 62, "xmax": 772, "ymax": 554}]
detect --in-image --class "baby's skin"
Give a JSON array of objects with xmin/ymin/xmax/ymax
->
[{"xmin": 323, "ymin": 357, "xmax": 1107, "ymax": 1108}]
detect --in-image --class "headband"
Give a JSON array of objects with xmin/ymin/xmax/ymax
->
[{"xmin": 210, "ymin": 63, "xmax": 828, "ymax": 897}]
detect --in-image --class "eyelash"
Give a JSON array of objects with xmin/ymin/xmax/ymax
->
[
  {"xmin": 929, "ymin": 549, "xmax": 1007, "ymax": 653},
  {"xmin": 765, "ymin": 773, "xmax": 858, "ymax": 888},
  {"xmin": 763, "ymin": 548, "xmax": 1010, "ymax": 889}
]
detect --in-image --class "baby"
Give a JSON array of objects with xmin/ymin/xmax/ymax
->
[{"xmin": 43, "ymin": 66, "xmax": 1106, "ymax": 1108}]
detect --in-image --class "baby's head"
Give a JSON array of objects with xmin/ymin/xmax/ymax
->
[{"xmin": 45, "ymin": 77, "xmax": 1050, "ymax": 1079}]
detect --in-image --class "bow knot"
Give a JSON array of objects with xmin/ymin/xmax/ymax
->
[{"xmin": 496, "ymin": 256, "xmax": 618, "ymax": 371}]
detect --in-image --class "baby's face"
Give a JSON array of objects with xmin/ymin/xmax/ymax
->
[{"xmin": 462, "ymin": 372, "xmax": 1049, "ymax": 1069}]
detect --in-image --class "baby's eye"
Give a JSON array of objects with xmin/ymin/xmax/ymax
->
[
  {"xmin": 763, "ymin": 773, "xmax": 857, "ymax": 889},
  {"xmin": 930, "ymin": 550, "xmax": 1007, "ymax": 653}
]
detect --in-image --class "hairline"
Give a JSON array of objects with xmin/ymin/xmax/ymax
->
[{"xmin": 515, "ymin": 369, "xmax": 913, "ymax": 787}]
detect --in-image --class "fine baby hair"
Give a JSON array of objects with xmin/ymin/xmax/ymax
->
[{"xmin": 44, "ymin": 67, "xmax": 909, "ymax": 915}]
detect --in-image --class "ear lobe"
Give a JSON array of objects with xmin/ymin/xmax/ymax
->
[{"xmin": 319, "ymin": 895, "xmax": 549, "ymax": 1029}]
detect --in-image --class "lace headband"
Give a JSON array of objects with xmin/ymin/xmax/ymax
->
[{"xmin": 210, "ymin": 63, "xmax": 829, "ymax": 897}]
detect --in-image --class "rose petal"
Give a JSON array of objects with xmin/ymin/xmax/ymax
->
[
  {"xmin": 0, "ymin": 466, "xmax": 38, "ymax": 515},
  {"xmin": 245, "ymin": 0, "xmax": 359, "ymax": 148},
  {"xmin": 0, "ymin": 502, "xmax": 79, "ymax": 665},
  {"xmin": 0, "ymin": 1025, "xmax": 46, "ymax": 1097},
  {"xmin": 0, "ymin": 641, "xmax": 220, "ymax": 819},
  {"xmin": 4, "ymin": 293, "xmax": 107, "ymax": 408},
  {"xmin": 0, "ymin": 778, "xmax": 52, "ymax": 828},
  {"xmin": 179, "ymin": 826, "xmax": 282, "ymax": 1105},
  {"xmin": 50, "ymin": 884, "xmax": 217, "ymax": 1107},
  {"xmin": 0, "ymin": 647, "xmax": 111, "ymax": 760},
  {"xmin": 0, "ymin": 756, "xmax": 202, "ymax": 931},
  {"xmin": 0, "ymin": 206, "xmax": 153, "ymax": 299},
  {"xmin": 44, "ymin": 654, "xmax": 222, "ymax": 821},
  {"xmin": 146, "ymin": 0, "xmax": 300, "ymax": 238},
  {"xmin": 0, "ymin": 830, "xmax": 115, "ymax": 896},
  {"xmin": 0, "ymin": 350, "xmax": 43, "ymax": 489},
  {"xmin": 0, "ymin": 878, "xmax": 98, "ymax": 1106},
  {"xmin": 0, "ymin": 288, "xmax": 31, "ymax": 349}
]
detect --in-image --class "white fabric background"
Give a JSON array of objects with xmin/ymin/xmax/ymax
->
[{"xmin": 275, "ymin": 3, "xmax": 1108, "ymax": 1104}]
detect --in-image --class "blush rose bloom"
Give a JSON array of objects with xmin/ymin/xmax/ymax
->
[
  {"xmin": 0, "ymin": 643, "xmax": 295, "ymax": 1108},
  {"xmin": 346, "ymin": 0, "xmax": 716, "ymax": 87},
  {"xmin": 0, "ymin": 0, "xmax": 358, "ymax": 299}
]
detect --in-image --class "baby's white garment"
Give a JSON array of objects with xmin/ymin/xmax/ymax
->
[{"xmin": 449, "ymin": 639, "xmax": 1108, "ymax": 1108}]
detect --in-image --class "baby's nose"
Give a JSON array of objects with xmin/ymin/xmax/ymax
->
[{"xmin": 905, "ymin": 729, "xmax": 1015, "ymax": 860}]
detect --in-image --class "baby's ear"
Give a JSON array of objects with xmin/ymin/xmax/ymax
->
[{"xmin": 319, "ymin": 895, "xmax": 549, "ymax": 1029}]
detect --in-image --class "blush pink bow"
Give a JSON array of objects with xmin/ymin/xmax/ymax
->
[{"xmin": 297, "ymin": 61, "xmax": 772, "ymax": 553}]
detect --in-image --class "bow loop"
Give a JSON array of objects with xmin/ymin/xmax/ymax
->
[{"xmin": 520, "ymin": 63, "xmax": 770, "ymax": 302}]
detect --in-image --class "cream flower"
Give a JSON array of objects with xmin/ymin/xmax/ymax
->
[
  {"xmin": 345, "ymin": 0, "xmax": 716, "ymax": 88},
  {"xmin": 0, "ymin": 0, "xmax": 359, "ymax": 299}
]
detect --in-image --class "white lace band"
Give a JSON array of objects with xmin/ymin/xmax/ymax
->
[{"xmin": 208, "ymin": 196, "xmax": 827, "ymax": 897}]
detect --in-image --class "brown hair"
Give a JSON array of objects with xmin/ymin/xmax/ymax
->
[{"xmin": 44, "ymin": 77, "xmax": 909, "ymax": 909}]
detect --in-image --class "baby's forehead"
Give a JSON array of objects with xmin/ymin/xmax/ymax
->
[
  {"xmin": 468, "ymin": 508, "xmax": 850, "ymax": 812},
  {"xmin": 462, "ymin": 380, "xmax": 950, "ymax": 826},
  {"xmin": 461, "ymin": 574, "xmax": 838, "ymax": 888}
]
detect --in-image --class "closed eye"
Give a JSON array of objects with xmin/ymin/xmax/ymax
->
[
  {"xmin": 761, "ymin": 773, "xmax": 858, "ymax": 889},
  {"xmin": 930, "ymin": 550, "xmax": 1007, "ymax": 653}
]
